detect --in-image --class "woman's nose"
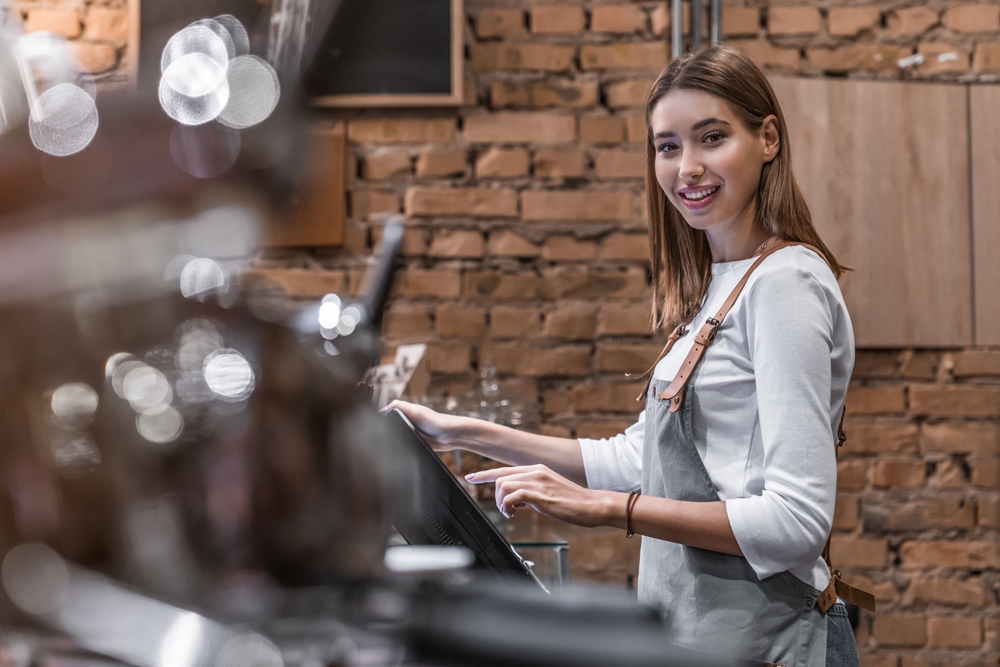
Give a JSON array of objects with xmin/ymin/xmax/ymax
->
[{"xmin": 678, "ymin": 148, "xmax": 704, "ymax": 181}]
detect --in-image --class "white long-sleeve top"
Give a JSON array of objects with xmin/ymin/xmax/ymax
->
[{"xmin": 579, "ymin": 245, "xmax": 854, "ymax": 591}]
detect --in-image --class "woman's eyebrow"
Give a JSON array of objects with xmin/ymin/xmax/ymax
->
[{"xmin": 653, "ymin": 117, "xmax": 732, "ymax": 139}]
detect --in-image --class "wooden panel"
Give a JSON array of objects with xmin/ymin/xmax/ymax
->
[
  {"xmin": 971, "ymin": 86, "xmax": 1000, "ymax": 344},
  {"xmin": 771, "ymin": 76, "xmax": 972, "ymax": 348},
  {"xmin": 267, "ymin": 122, "xmax": 347, "ymax": 247}
]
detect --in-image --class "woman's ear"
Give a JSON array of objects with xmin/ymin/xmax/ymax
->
[{"xmin": 761, "ymin": 114, "xmax": 780, "ymax": 163}]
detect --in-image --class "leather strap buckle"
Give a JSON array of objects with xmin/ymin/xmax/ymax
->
[{"xmin": 695, "ymin": 319, "xmax": 719, "ymax": 345}]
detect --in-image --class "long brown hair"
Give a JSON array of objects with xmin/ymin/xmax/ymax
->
[{"xmin": 646, "ymin": 45, "xmax": 843, "ymax": 330}]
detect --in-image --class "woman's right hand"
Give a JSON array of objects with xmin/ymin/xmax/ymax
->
[{"xmin": 382, "ymin": 400, "xmax": 466, "ymax": 452}]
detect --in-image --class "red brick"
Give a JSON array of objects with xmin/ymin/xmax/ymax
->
[
  {"xmin": 907, "ymin": 577, "xmax": 986, "ymax": 607},
  {"xmin": 807, "ymin": 44, "xmax": 911, "ymax": 74},
  {"xmin": 952, "ymin": 350, "xmax": 1000, "ymax": 376},
  {"xmin": 833, "ymin": 495, "xmax": 860, "ymax": 530},
  {"xmin": 351, "ymin": 190, "xmax": 400, "ymax": 219},
  {"xmin": 491, "ymin": 79, "xmax": 599, "ymax": 108},
  {"xmin": 405, "ymin": 187, "xmax": 518, "ymax": 218},
  {"xmin": 428, "ymin": 229, "xmax": 483, "ymax": 258},
  {"xmin": 874, "ymin": 615, "xmax": 927, "ymax": 647},
  {"xmin": 363, "ymin": 150, "xmax": 411, "ymax": 179},
  {"xmin": 917, "ymin": 43, "xmax": 970, "ymax": 75},
  {"xmin": 475, "ymin": 9, "xmax": 526, "ymax": 38},
  {"xmin": 830, "ymin": 536, "xmax": 887, "ymax": 568},
  {"xmin": 768, "ymin": 6, "xmax": 821, "ymax": 35},
  {"xmin": 244, "ymin": 269, "xmax": 348, "ymax": 298},
  {"xmin": 481, "ymin": 343, "xmax": 592, "ymax": 377},
  {"xmin": 871, "ymin": 459, "xmax": 926, "ymax": 488},
  {"xmin": 863, "ymin": 498, "xmax": 975, "ymax": 531},
  {"xmin": 394, "ymin": 269, "xmax": 461, "ymax": 298},
  {"xmin": 971, "ymin": 458, "xmax": 1000, "ymax": 487},
  {"xmin": 847, "ymin": 386, "xmax": 907, "ymax": 415},
  {"xmin": 531, "ymin": 5, "xmax": 586, "ymax": 34},
  {"xmin": 927, "ymin": 457, "xmax": 967, "ymax": 489},
  {"xmin": 83, "ymin": 6, "xmax": 129, "ymax": 44},
  {"xmin": 943, "ymin": 4, "xmax": 1000, "ymax": 33},
  {"xmin": 463, "ymin": 271, "xmax": 540, "ymax": 300},
  {"xmin": 348, "ymin": 118, "xmax": 455, "ymax": 144},
  {"xmin": 543, "ymin": 390, "xmax": 573, "ymax": 416},
  {"xmin": 426, "ymin": 344, "xmax": 471, "ymax": 374},
  {"xmin": 415, "ymin": 149, "xmax": 467, "ymax": 177},
  {"xmin": 899, "ymin": 540, "xmax": 996, "ymax": 569},
  {"xmin": 580, "ymin": 43, "xmax": 669, "ymax": 71},
  {"xmin": 522, "ymin": 190, "xmax": 635, "ymax": 221},
  {"xmin": 723, "ymin": 7, "xmax": 759, "ymax": 36},
  {"xmin": 490, "ymin": 306, "xmax": 542, "ymax": 338},
  {"xmin": 625, "ymin": 113, "xmax": 647, "ymax": 144},
  {"xmin": 572, "ymin": 381, "xmax": 645, "ymax": 413},
  {"xmin": 590, "ymin": 4, "xmax": 647, "ymax": 34},
  {"xmin": 910, "ymin": 385, "xmax": 1000, "ymax": 417},
  {"xmin": 383, "ymin": 307, "xmax": 432, "ymax": 339},
  {"xmin": 541, "ymin": 267, "xmax": 647, "ymax": 300},
  {"xmin": 464, "ymin": 112, "xmax": 577, "ymax": 145},
  {"xmin": 596, "ymin": 343, "xmax": 664, "ymax": 373},
  {"xmin": 828, "ymin": 7, "xmax": 881, "ymax": 37},
  {"xmin": 435, "ymin": 305, "xmax": 485, "ymax": 338},
  {"xmin": 488, "ymin": 231, "xmax": 540, "ymax": 257},
  {"xmin": 921, "ymin": 421, "xmax": 1000, "ymax": 455},
  {"xmin": 987, "ymin": 617, "xmax": 1000, "ymax": 651},
  {"xmin": 594, "ymin": 149, "xmax": 645, "ymax": 179},
  {"xmin": 541, "ymin": 424, "xmax": 573, "ymax": 438},
  {"xmin": 470, "ymin": 43, "xmax": 575, "ymax": 72},
  {"xmin": 545, "ymin": 304, "xmax": 599, "ymax": 339},
  {"xmin": 860, "ymin": 653, "xmax": 898, "ymax": 667},
  {"xmin": 900, "ymin": 352, "xmax": 939, "ymax": 380},
  {"xmin": 576, "ymin": 419, "xmax": 634, "ymax": 439},
  {"xmin": 543, "ymin": 236, "xmax": 598, "ymax": 261},
  {"xmin": 533, "ymin": 149, "xmax": 588, "ymax": 178},
  {"xmin": 973, "ymin": 43, "xmax": 1000, "ymax": 73},
  {"xmin": 927, "ymin": 617, "xmax": 982, "ymax": 648},
  {"xmin": 580, "ymin": 116, "xmax": 625, "ymax": 144},
  {"xmin": 854, "ymin": 351, "xmax": 901, "ymax": 379},
  {"xmin": 25, "ymin": 8, "xmax": 81, "ymax": 37},
  {"xmin": 476, "ymin": 148, "xmax": 530, "ymax": 179},
  {"xmin": 978, "ymin": 493, "xmax": 999, "ymax": 528},
  {"xmin": 68, "ymin": 42, "xmax": 118, "ymax": 74},
  {"xmin": 886, "ymin": 7, "xmax": 939, "ymax": 37},
  {"xmin": 598, "ymin": 303, "xmax": 652, "ymax": 335},
  {"xmin": 601, "ymin": 232, "xmax": 649, "ymax": 261},
  {"xmin": 842, "ymin": 421, "xmax": 919, "ymax": 454},
  {"xmin": 604, "ymin": 78, "xmax": 655, "ymax": 108},
  {"xmin": 729, "ymin": 39, "xmax": 800, "ymax": 70},
  {"xmin": 371, "ymin": 225, "xmax": 426, "ymax": 256},
  {"xmin": 837, "ymin": 459, "xmax": 869, "ymax": 490},
  {"xmin": 650, "ymin": 3, "xmax": 670, "ymax": 36}
]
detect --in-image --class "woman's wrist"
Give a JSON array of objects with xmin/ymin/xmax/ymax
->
[{"xmin": 589, "ymin": 490, "xmax": 627, "ymax": 530}]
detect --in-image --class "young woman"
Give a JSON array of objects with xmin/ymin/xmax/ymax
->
[{"xmin": 387, "ymin": 45, "xmax": 858, "ymax": 667}]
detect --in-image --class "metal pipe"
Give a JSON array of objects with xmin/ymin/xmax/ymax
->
[
  {"xmin": 671, "ymin": 0, "xmax": 683, "ymax": 59},
  {"xmin": 711, "ymin": 0, "xmax": 722, "ymax": 44},
  {"xmin": 692, "ymin": 0, "xmax": 702, "ymax": 51}
]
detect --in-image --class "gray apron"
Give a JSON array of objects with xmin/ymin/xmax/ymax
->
[{"xmin": 639, "ymin": 380, "xmax": 827, "ymax": 667}]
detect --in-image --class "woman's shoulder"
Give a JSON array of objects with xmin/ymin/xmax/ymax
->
[{"xmin": 744, "ymin": 244, "xmax": 846, "ymax": 309}]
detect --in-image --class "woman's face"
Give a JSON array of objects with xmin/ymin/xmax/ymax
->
[{"xmin": 650, "ymin": 89, "xmax": 779, "ymax": 237}]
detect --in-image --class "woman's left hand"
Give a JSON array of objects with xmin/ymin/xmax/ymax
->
[{"xmin": 466, "ymin": 464, "xmax": 613, "ymax": 528}]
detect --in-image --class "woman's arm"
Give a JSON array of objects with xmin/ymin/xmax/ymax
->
[
  {"xmin": 467, "ymin": 465, "xmax": 743, "ymax": 556},
  {"xmin": 384, "ymin": 400, "xmax": 589, "ymax": 486}
]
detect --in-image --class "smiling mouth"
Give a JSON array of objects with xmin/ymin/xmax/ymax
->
[{"xmin": 680, "ymin": 186, "xmax": 720, "ymax": 201}]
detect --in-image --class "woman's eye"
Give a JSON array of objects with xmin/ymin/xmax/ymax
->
[
  {"xmin": 704, "ymin": 131, "xmax": 725, "ymax": 144},
  {"xmin": 657, "ymin": 143, "xmax": 678, "ymax": 153}
]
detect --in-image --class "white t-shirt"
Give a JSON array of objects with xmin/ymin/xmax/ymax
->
[{"xmin": 579, "ymin": 245, "xmax": 854, "ymax": 591}]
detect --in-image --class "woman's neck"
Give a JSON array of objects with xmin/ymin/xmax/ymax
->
[{"xmin": 704, "ymin": 223, "xmax": 771, "ymax": 263}]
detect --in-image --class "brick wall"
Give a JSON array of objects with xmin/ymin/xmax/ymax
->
[{"xmin": 80, "ymin": 2, "xmax": 1000, "ymax": 665}]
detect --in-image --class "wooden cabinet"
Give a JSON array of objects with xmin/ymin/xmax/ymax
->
[
  {"xmin": 971, "ymin": 86, "xmax": 1000, "ymax": 345},
  {"xmin": 771, "ymin": 77, "xmax": 973, "ymax": 347}
]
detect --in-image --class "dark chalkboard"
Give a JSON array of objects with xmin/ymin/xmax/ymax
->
[{"xmin": 305, "ymin": 0, "xmax": 463, "ymax": 107}]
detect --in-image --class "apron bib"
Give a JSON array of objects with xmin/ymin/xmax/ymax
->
[{"xmin": 639, "ymin": 381, "xmax": 827, "ymax": 667}]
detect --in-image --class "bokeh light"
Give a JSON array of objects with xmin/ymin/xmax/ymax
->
[
  {"xmin": 28, "ymin": 83, "xmax": 99, "ymax": 156},
  {"xmin": 217, "ymin": 56, "xmax": 280, "ymax": 130},
  {"xmin": 179, "ymin": 258, "xmax": 227, "ymax": 299},
  {"xmin": 136, "ymin": 406, "xmax": 184, "ymax": 446},
  {"xmin": 122, "ymin": 365, "xmax": 172, "ymax": 412},
  {"xmin": 158, "ymin": 612, "xmax": 205, "ymax": 667},
  {"xmin": 50, "ymin": 382, "xmax": 99, "ymax": 429},
  {"xmin": 214, "ymin": 15, "xmax": 249, "ymax": 58},
  {"xmin": 170, "ymin": 123, "xmax": 240, "ymax": 179},
  {"xmin": 204, "ymin": 349, "xmax": 254, "ymax": 401},
  {"xmin": 2, "ymin": 543, "xmax": 70, "ymax": 615},
  {"xmin": 158, "ymin": 75, "xmax": 230, "ymax": 127},
  {"xmin": 160, "ymin": 25, "xmax": 229, "ymax": 74},
  {"xmin": 216, "ymin": 634, "xmax": 283, "ymax": 667},
  {"xmin": 336, "ymin": 305, "xmax": 362, "ymax": 336}
]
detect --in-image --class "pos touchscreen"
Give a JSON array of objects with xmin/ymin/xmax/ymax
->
[{"xmin": 383, "ymin": 408, "xmax": 543, "ymax": 587}]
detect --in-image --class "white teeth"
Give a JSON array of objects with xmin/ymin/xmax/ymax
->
[{"xmin": 682, "ymin": 187, "xmax": 719, "ymax": 201}]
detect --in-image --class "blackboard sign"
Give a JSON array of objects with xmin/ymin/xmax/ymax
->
[{"xmin": 305, "ymin": 0, "xmax": 463, "ymax": 107}]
